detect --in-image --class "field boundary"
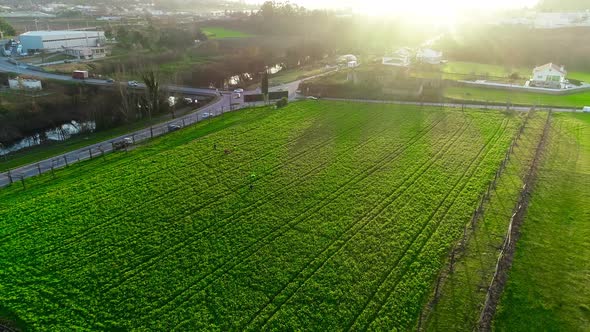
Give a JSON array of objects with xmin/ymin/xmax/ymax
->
[
  {"xmin": 477, "ymin": 111, "xmax": 552, "ymax": 330},
  {"xmin": 416, "ymin": 110, "xmax": 535, "ymax": 331}
]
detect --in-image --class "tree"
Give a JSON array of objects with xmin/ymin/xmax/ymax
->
[
  {"xmin": 0, "ymin": 18, "xmax": 16, "ymax": 37},
  {"xmin": 142, "ymin": 70, "xmax": 162, "ymax": 121}
]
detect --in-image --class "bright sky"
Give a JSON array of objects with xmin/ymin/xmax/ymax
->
[{"xmin": 248, "ymin": 0, "xmax": 540, "ymax": 21}]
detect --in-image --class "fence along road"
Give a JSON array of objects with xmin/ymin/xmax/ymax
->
[{"xmin": 0, "ymin": 94, "xmax": 245, "ymax": 189}]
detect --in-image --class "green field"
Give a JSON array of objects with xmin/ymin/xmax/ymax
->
[
  {"xmin": 202, "ymin": 27, "xmax": 253, "ymax": 39},
  {"xmin": 0, "ymin": 101, "xmax": 524, "ymax": 330},
  {"xmin": 445, "ymin": 86, "xmax": 590, "ymax": 108},
  {"xmin": 443, "ymin": 61, "xmax": 530, "ymax": 79},
  {"xmin": 494, "ymin": 113, "xmax": 590, "ymax": 331},
  {"xmin": 568, "ymin": 71, "xmax": 590, "ymax": 83}
]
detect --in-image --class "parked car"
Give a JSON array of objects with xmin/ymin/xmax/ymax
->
[
  {"xmin": 128, "ymin": 81, "xmax": 139, "ymax": 87},
  {"xmin": 233, "ymin": 88, "xmax": 244, "ymax": 93},
  {"xmin": 168, "ymin": 124, "xmax": 181, "ymax": 131},
  {"xmin": 113, "ymin": 137, "xmax": 133, "ymax": 150},
  {"xmin": 183, "ymin": 97, "xmax": 194, "ymax": 104},
  {"xmin": 201, "ymin": 112, "xmax": 211, "ymax": 119}
]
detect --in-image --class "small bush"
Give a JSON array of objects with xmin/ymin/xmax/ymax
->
[{"xmin": 276, "ymin": 97, "xmax": 288, "ymax": 108}]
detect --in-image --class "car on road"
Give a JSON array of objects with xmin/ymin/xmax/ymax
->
[
  {"xmin": 183, "ymin": 97, "xmax": 195, "ymax": 104},
  {"xmin": 234, "ymin": 93, "xmax": 242, "ymax": 99},
  {"xmin": 306, "ymin": 96, "xmax": 318, "ymax": 100},
  {"xmin": 128, "ymin": 81, "xmax": 139, "ymax": 87},
  {"xmin": 168, "ymin": 124, "xmax": 181, "ymax": 131},
  {"xmin": 201, "ymin": 112, "xmax": 211, "ymax": 119},
  {"xmin": 106, "ymin": 78, "xmax": 115, "ymax": 83},
  {"xmin": 113, "ymin": 137, "xmax": 133, "ymax": 150},
  {"xmin": 233, "ymin": 88, "xmax": 244, "ymax": 93}
]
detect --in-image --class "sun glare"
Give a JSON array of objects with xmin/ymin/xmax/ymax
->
[{"xmin": 283, "ymin": 0, "xmax": 539, "ymax": 23}]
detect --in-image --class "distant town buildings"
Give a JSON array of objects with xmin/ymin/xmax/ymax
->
[
  {"xmin": 19, "ymin": 30, "xmax": 106, "ymax": 53},
  {"xmin": 499, "ymin": 11, "xmax": 590, "ymax": 29}
]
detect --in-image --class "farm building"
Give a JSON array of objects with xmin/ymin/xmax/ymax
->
[
  {"xmin": 382, "ymin": 48, "xmax": 412, "ymax": 67},
  {"xmin": 530, "ymin": 63, "xmax": 567, "ymax": 89},
  {"xmin": 64, "ymin": 46, "xmax": 108, "ymax": 60},
  {"xmin": 8, "ymin": 77, "xmax": 42, "ymax": 90},
  {"xmin": 417, "ymin": 48, "xmax": 443, "ymax": 65},
  {"xmin": 19, "ymin": 30, "xmax": 106, "ymax": 53}
]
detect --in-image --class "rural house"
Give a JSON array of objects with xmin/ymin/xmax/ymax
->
[
  {"xmin": 530, "ymin": 63, "xmax": 567, "ymax": 89},
  {"xmin": 417, "ymin": 48, "xmax": 443, "ymax": 65}
]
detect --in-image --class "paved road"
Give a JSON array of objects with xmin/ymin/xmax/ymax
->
[
  {"xmin": 0, "ymin": 61, "xmax": 339, "ymax": 188},
  {"xmin": 0, "ymin": 59, "xmax": 220, "ymax": 96}
]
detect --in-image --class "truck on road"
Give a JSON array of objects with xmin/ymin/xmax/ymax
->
[{"xmin": 72, "ymin": 70, "xmax": 89, "ymax": 80}]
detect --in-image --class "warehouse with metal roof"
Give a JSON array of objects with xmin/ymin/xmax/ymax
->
[{"xmin": 18, "ymin": 30, "xmax": 105, "ymax": 53}]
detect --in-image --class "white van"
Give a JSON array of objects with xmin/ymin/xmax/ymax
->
[{"xmin": 583, "ymin": 106, "xmax": 590, "ymax": 113}]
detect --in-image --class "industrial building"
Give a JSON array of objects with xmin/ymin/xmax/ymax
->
[{"xmin": 18, "ymin": 30, "xmax": 106, "ymax": 53}]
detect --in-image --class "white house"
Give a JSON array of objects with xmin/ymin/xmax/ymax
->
[
  {"xmin": 417, "ymin": 48, "xmax": 443, "ymax": 65},
  {"xmin": 8, "ymin": 77, "xmax": 42, "ymax": 90},
  {"xmin": 530, "ymin": 63, "xmax": 567, "ymax": 89},
  {"xmin": 347, "ymin": 60, "xmax": 358, "ymax": 68},
  {"xmin": 338, "ymin": 54, "xmax": 358, "ymax": 67},
  {"xmin": 382, "ymin": 48, "xmax": 412, "ymax": 67}
]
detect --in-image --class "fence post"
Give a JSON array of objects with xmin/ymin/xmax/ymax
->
[
  {"xmin": 150, "ymin": 127, "xmax": 154, "ymax": 138},
  {"xmin": 132, "ymin": 134, "xmax": 136, "ymax": 144},
  {"xmin": 64, "ymin": 155, "xmax": 69, "ymax": 167},
  {"xmin": 182, "ymin": 118, "xmax": 185, "ymax": 127},
  {"xmin": 37, "ymin": 163, "xmax": 41, "ymax": 175},
  {"xmin": 20, "ymin": 175, "xmax": 25, "ymax": 190},
  {"xmin": 8, "ymin": 170, "xmax": 13, "ymax": 184},
  {"xmin": 89, "ymin": 148, "xmax": 93, "ymax": 159}
]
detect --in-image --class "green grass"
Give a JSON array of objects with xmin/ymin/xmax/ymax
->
[
  {"xmin": 493, "ymin": 113, "xmax": 590, "ymax": 331},
  {"xmin": 202, "ymin": 26, "xmax": 253, "ymax": 39},
  {"xmin": 269, "ymin": 66, "xmax": 332, "ymax": 86},
  {"xmin": 568, "ymin": 71, "xmax": 590, "ymax": 83},
  {"xmin": 442, "ymin": 61, "xmax": 530, "ymax": 79},
  {"xmin": 0, "ymin": 101, "xmax": 522, "ymax": 330},
  {"xmin": 445, "ymin": 86, "xmax": 590, "ymax": 108}
]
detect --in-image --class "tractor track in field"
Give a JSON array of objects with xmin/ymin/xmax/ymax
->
[
  {"xmin": 243, "ymin": 117, "xmax": 476, "ymax": 331},
  {"xmin": 34, "ymin": 109, "xmax": 381, "ymax": 259},
  {"xmin": 159, "ymin": 116, "xmax": 470, "ymax": 329},
  {"xmin": 0, "ymin": 107, "xmax": 332, "ymax": 241},
  {"xmin": 350, "ymin": 119, "xmax": 510, "ymax": 331},
  {"xmin": 101, "ymin": 114, "xmax": 446, "ymax": 297},
  {"xmin": 49, "ymin": 111, "xmax": 427, "ymax": 275},
  {"xmin": 140, "ymin": 114, "xmax": 454, "ymax": 323}
]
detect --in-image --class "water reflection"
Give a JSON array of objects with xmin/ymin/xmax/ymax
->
[{"xmin": 0, "ymin": 120, "xmax": 96, "ymax": 156}]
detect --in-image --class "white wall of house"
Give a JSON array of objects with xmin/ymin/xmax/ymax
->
[
  {"xmin": 531, "ymin": 64, "xmax": 567, "ymax": 88},
  {"xmin": 8, "ymin": 78, "xmax": 42, "ymax": 90}
]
